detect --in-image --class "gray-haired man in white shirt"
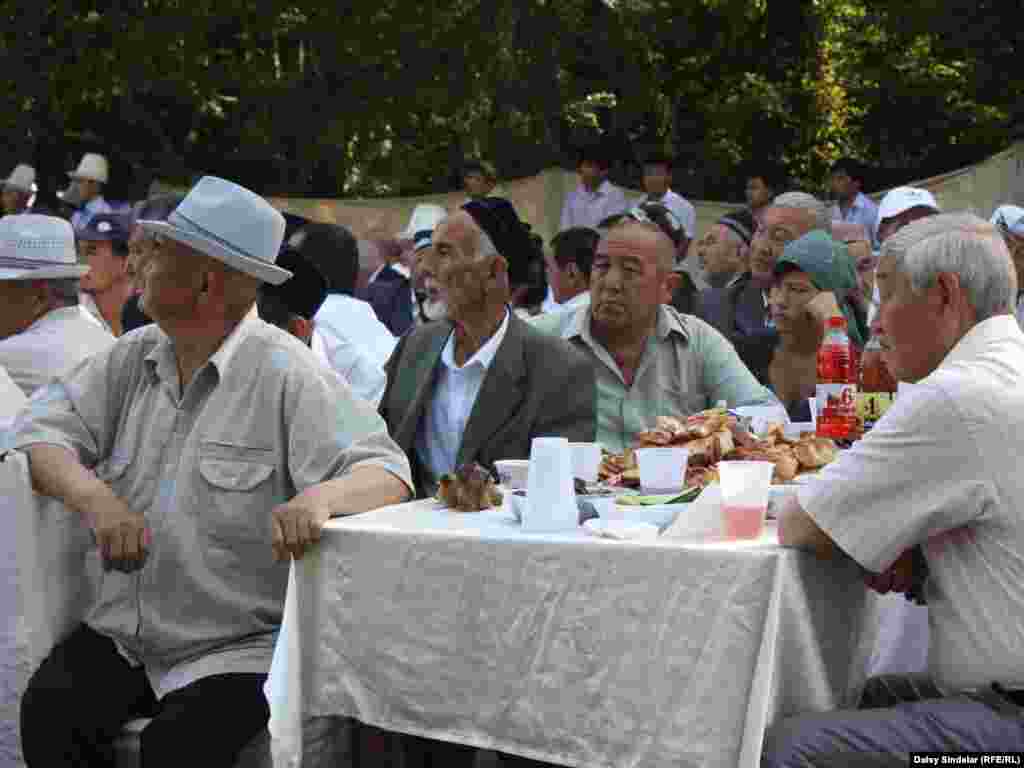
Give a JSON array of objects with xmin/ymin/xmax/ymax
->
[
  {"xmin": 766, "ymin": 213, "xmax": 1024, "ymax": 765},
  {"xmin": 0, "ymin": 214, "xmax": 115, "ymax": 396}
]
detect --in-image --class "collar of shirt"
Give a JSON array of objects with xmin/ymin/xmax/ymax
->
[
  {"xmin": 565, "ymin": 303, "xmax": 689, "ymax": 351},
  {"xmin": 936, "ymin": 315, "xmax": 1023, "ymax": 372},
  {"xmin": 144, "ymin": 304, "xmax": 259, "ymax": 387},
  {"xmin": 310, "ymin": 327, "xmax": 327, "ymax": 362},
  {"xmin": 558, "ymin": 291, "xmax": 591, "ymax": 312},
  {"xmin": 23, "ymin": 306, "xmax": 91, "ymax": 335},
  {"xmin": 440, "ymin": 308, "xmax": 510, "ymax": 372},
  {"xmin": 79, "ymin": 293, "xmax": 111, "ymax": 333}
]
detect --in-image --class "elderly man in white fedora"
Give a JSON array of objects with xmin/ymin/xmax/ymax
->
[
  {"xmin": 11, "ymin": 176, "xmax": 413, "ymax": 768},
  {"xmin": 1, "ymin": 163, "xmax": 36, "ymax": 215},
  {"xmin": 63, "ymin": 152, "xmax": 112, "ymax": 231},
  {"xmin": 0, "ymin": 214, "xmax": 115, "ymax": 396}
]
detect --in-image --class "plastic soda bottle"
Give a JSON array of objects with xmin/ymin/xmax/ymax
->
[{"xmin": 816, "ymin": 316, "xmax": 858, "ymax": 440}]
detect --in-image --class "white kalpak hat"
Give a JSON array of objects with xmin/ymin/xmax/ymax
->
[
  {"xmin": 67, "ymin": 153, "xmax": 109, "ymax": 184},
  {"xmin": 877, "ymin": 187, "xmax": 940, "ymax": 223},
  {"xmin": 991, "ymin": 205, "xmax": 1024, "ymax": 238},
  {"xmin": 2, "ymin": 164, "xmax": 35, "ymax": 193},
  {"xmin": 138, "ymin": 175, "xmax": 292, "ymax": 285},
  {"xmin": 398, "ymin": 203, "xmax": 447, "ymax": 239},
  {"xmin": 0, "ymin": 214, "xmax": 89, "ymax": 280}
]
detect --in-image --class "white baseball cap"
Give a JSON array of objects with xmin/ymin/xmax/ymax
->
[
  {"xmin": 877, "ymin": 187, "xmax": 940, "ymax": 223},
  {"xmin": 990, "ymin": 204, "xmax": 1024, "ymax": 238}
]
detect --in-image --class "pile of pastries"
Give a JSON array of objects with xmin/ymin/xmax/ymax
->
[{"xmin": 598, "ymin": 408, "xmax": 837, "ymax": 488}]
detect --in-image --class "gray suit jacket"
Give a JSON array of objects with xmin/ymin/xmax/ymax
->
[{"xmin": 380, "ymin": 312, "xmax": 597, "ymax": 496}]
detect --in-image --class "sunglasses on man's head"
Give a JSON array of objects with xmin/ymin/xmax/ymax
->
[{"xmin": 623, "ymin": 203, "xmax": 684, "ymax": 247}]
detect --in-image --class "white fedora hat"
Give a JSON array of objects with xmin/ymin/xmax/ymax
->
[
  {"xmin": 67, "ymin": 153, "xmax": 109, "ymax": 184},
  {"xmin": 398, "ymin": 203, "xmax": 447, "ymax": 239},
  {"xmin": 2, "ymin": 164, "xmax": 35, "ymax": 193},
  {"xmin": 138, "ymin": 175, "xmax": 292, "ymax": 285},
  {"xmin": 0, "ymin": 214, "xmax": 89, "ymax": 280}
]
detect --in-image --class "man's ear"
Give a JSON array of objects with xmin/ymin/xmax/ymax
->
[
  {"xmin": 288, "ymin": 315, "xmax": 314, "ymax": 345},
  {"xmin": 661, "ymin": 271, "xmax": 682, "ymax": 304}
]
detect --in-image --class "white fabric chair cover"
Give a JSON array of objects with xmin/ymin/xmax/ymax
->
[{"xmin": 1, "ymin": 450, "xmax": 351, "ymax": 768}]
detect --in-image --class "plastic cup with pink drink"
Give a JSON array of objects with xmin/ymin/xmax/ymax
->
[{"xmin": 718, "ymin": 461, "xmax": 775, "ymax": 540}]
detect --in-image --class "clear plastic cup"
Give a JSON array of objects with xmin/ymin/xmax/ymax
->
[
  {"xmin": 635, "ymin": 447, "xmax": 689, "ymax": 494},
  {"xmin": 494, "ymin": 459, "xmax": 529, "ymax": 490},
  {"xmin": 569, "ymin": 442, "xmax": 602, "ymax": 483},
  {"xmin": 718, "ymin": 461, "xmax": 774, "ymax": 540}
]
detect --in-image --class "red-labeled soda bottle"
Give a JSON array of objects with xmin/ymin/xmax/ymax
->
[{"xmin": 816, "ymin": 316, "xmax": 858, "ymax": 441}]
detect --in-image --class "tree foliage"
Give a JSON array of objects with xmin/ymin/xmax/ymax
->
[{"xmin": 0, "ymin": 0, "xmax": 1018, "ymax": 202}]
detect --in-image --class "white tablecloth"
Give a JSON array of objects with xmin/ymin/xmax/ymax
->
[{"xmin": 266, "ymin": 500, "xmax": 894, "ymax": 768}]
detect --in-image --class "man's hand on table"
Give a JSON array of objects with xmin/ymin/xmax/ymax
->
[
  {"xmin": 271, "ymin": 494, "xmax": 331, "ymax": 562},
  {"xmin": 863, "ymin": 546, "xmax": 928, "ymax": 604},
  {"xmin": 82, "ymin": 491, "xmax": 151, "ymax": 574}
]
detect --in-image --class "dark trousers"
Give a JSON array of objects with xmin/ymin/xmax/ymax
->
[
  {"xmin": 762, "ymin": 674, "xmax": 1024, "ymax": 768},
  {"xmin": 20, "ymin": 623, "xmax": 269, "ymax": 768}
]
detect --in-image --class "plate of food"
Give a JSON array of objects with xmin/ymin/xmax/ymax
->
[
  {"xmin": 598, "ymin": 408, "xmax": 839, "ymax": 491},
  {"xmin": 435, "ymin": 463, "xmax": 503, "ymax": 512}
]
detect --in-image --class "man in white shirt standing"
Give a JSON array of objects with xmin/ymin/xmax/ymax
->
[
  {"xmin": 559, "ymin": 144, "xmax": 629, "ymax": 232},
  {"xmin": 639, "ymin": 152, "xmax": 697, "ymax": 265},
  {"xmin": 295, "ymin": 222, "xmax": 397, "ymax": 370},
  {"xmin": 766, "ymin": 213, "xmax": 1024, "ymax": 765},
  {"xmin": 0, "ymin": 214, "xmax": 114, "ymax": 396},
  {"xmin": 829, "ymin": 157, "xmax": 879, "ymax": 248},
  {"xmin": 63, "ymin": 153, "xmax": 112, "ymax": 232},
  {"xmin": 258, "ymin": 247, "xmax": 387, "ymax": 406},
  {"xmin": 990, "ymin": 203, "xmax": 1024, "ymax": 330},
  {"xmin": 543, "ymin": 227, "xmax": 598, "ymax": 314}
]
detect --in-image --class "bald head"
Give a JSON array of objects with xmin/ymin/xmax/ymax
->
[{"xmin": 605, "ymin": 219, "xmax": 676, "ymax": 273}]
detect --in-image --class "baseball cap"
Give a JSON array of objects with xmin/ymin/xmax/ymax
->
[
  {"xmin": 877, "ymin": 187, "xmax": 940, "ymax": 223},
  {"xmin": 76, "ymin": 212, "xmax": 132, "ymax": 244},
  {"xmin": 990, "ymin": 204, "xmax": 1024, "ymax": 238}
]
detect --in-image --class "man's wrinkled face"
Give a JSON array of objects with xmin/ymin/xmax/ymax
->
[
  {"xmin": 641, "ymin": 163, "xmax": 672, "ymax": 199},
  {"xmin": 590, "ymin": 223, "xmax": 675, "ymax": 333},
  {"xmin": 745, "ymin": 177, "xmax": 773, "ymax": 210},
  {"xmin": 0, "ymin": 280, "xmax": 43, "ymax": 339},
  {"xmin": 424, "ymin": 214, "xmax": 492, "ymax": 321},
  {"xmin": 872, "ymin": 254, "xmax": 946, "ymax": 383},
  {"xmin": 78, "ymin": 239, "xmax": 126, "ymax": 294},
  {"xmin": 126, "ymin": 226, "xmax": 154, "ymax": 292},
  {"xmin": 696, "ymin": 225, "xmax": 744, "ymax": 279},
  {"xmin": 749, "ymin": 206, "xmax": 814, "ymax": 284},
  {"xmin": 137, "ymin": 236, "xmax": 203, "ymax": 324}
]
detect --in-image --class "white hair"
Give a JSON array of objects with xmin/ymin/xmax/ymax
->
[
  {"xmin": 881, "ymin": 212, "xmax": 1015, "ymax": 321},
  {"xmin": 772, "ymin": 191, "xmax": 832, "ymax": 236}
]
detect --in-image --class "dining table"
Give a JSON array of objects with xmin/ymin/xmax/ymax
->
[{"xmin": 265, "ymin": 496, "xmax": 902, "ymax": 768}]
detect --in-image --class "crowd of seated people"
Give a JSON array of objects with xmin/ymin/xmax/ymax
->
[{"xmin": 3, "ymin": 144, "xmax": 1024, "ymax": 768}]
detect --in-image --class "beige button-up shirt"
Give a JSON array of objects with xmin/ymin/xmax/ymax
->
[
  {"xmin": 531, "ymin": 305, "xmax": 777, "ymax": 453},
  {"xmin": 10, "ymin": 309, "xmax": 412, "ymax": 697}
]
